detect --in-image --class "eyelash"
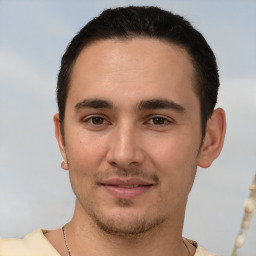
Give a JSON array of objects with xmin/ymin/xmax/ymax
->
[
  {"xmin": 146, "ymin": 116, "xmax": 172, "ymax": 126},
  {"xmin": 82, "ymin": 115, "xmax": 173, "ymax": 127},
  {"xmin": 83, "ymin": 115, "xmax": 110, "ymax": 125}
]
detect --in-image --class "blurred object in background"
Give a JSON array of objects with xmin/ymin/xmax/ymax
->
[{"xmin": 232, "ymin": 173, "xmax": 256, "ymax": 256}]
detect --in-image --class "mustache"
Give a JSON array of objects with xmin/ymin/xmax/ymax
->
[{"xmin": 95, "ymin": 166, "xmax": 160, "ymax": 184}]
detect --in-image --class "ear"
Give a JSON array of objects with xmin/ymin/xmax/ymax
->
[
  {"xmin": 198, "ymin": 108, "xmax": 226, "ymax": 168},
  {"xmin": 53, "ymin": 113, "xmax": 69, "ymax": 170}
]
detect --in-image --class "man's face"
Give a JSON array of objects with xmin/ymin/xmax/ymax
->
[{"xmin": 57, "ymin": 38, "xmax": 204, "ymax": 235}]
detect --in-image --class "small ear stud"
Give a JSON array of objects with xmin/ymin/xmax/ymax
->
[
  {"xmin": 63, "ymin": 157, "xmax": 70, "ymax": 164},
  {"xmin": 61, "ymin": 159, "xmax": 69, "ymax": 170}
]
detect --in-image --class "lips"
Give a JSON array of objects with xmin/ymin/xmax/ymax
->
[
  {"xmin": 113, "ymin": 184, "xmax": 144, "ymax": 188},
  {"xmin": 101, "ymin": 178, "xmax": 153, "ymax": 199}
]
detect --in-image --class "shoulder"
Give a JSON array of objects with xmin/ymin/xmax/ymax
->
[
  {"xmin": 195, "ymin": 246, "xmax": 217, "ymax": 256},
  {"xmin": 185, "ymin": 238, "xmax": 217, "ymax": 256},
  {"xmin": 0, "ymin": 230, "xmax": 60, "ymax": 256}
]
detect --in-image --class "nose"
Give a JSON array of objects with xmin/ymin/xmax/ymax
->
[{"xmin": 106, "ymin": 123, "xmax": 145, "ymax": 169}]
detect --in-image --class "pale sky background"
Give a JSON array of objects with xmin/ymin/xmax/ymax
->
[{"xmin": 0, "ymin": 1, "xmax": 256, "ymax": 255}]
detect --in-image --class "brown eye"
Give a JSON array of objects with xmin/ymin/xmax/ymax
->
[
  {"xmin": 82, "ymin": 115, "xmax": 111, "ymax": 129},
  {"xmin": 151, "ymin": 117, "xmax": 169, "ymax": 125},
  {"xmin": 90, "ymin": 116, "xmax": 105, "ymax": 125}
]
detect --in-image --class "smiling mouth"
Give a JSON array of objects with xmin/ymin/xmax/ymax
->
[
  {"xmin": 106, "ymin": 184, "xmax": 152, "ymax": 188},
  {"xmin": 101, "ymin": 179, "xmax": 153, "ymax": 199}
]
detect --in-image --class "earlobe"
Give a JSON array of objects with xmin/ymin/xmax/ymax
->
[
  {"xmin": 53, "ymin": 113, "xmax": 69, "ymax": 170},
  {"xmin": 198, "ymin": 108, "xmax": 226, "ymax": 168},
  {"xmin": 61, "ymin": 160, "xmax": 69, "ymax": 170}
]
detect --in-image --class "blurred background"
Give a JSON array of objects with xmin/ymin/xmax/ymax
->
[{"xmin": 0, "ymin": 0, "xmax": 255, "ymax": 255}]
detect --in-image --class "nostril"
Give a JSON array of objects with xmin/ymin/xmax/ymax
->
[{"xmin": 106, "ymin": 132, "xmax": 145, "ymax": 168}]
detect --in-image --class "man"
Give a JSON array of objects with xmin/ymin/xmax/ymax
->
[{"xmin": 0, "ymin": 6, "xmax": 226, "ymax": 256}]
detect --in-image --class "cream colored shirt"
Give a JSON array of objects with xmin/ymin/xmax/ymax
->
[{"xmin": 0, "ymin": 230, "xmax": 217, "ymax": 256}]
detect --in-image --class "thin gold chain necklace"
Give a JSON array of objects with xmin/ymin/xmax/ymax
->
[
  {"xmin": 62, "ymin": 226, "xmax": 72, "ymax": 256},
  {"xmin": 62, "ymin": 225, "xmax": 191, "ymax": 256}
]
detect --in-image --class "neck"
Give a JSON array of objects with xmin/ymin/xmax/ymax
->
[{"xmin": 64, "ymin": 201, "xmax": 190, "ymax": 256}]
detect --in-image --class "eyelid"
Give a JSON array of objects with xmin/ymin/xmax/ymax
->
[
  {"xmin": 82, "ymin": 114, "xmax": 111, "ymax": 125},
  {"xmin": 145, "ymin": 115, "xmax": 174, "ymax": 125}
]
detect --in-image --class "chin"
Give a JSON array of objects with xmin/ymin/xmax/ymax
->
[
  {"xmin": 96, "ymin": 217, "xmax": 166, "ymax": 237},
  {"xmin": 87, "ymin": 205, "xmax": 168, "ymax": 237}
]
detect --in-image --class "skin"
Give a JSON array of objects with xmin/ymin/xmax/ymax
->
[{"xmin": 48, "ymin": 38, "xmax": 226, "ymax": 256}]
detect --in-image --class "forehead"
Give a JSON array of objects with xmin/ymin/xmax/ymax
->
[{"xmin": 68, "ymin": 37, "xmax": 198, "ymax": 108}]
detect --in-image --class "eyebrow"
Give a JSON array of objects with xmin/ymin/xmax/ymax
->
[
  {"xmin": 137, "ymin": 99, "xmax": 185, "ymax": 112},
  {"xmin": 74, "ymin": 98, "xmax": 185, "ymax": 113},
  {"xmin": 75, "ymin": 99, "xmax": 113, "ymax": 110}
]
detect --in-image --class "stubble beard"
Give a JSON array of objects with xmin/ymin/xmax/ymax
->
[
  {"xmin": 87, "ymin": 200, "xmax": 165, "ymax": 238},
  {"xmin": 82, "ymin": 198, "xmax": 168, "ymax": 237},
  {"xmin": 69, "ymin": 167, "xmax": 169, "ymax": 238}
]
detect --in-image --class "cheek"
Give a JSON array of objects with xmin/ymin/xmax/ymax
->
[
  {"xmin": 66, "ymin": 134, "xmax": 109, "ymax": 198},
  {"xmin": 65, "ymin": 131, "xmax": 108, "ymax": 172},
  {"xmin": 146, "ymin": 132, "xmax": 199, "ymax": 190},
  {"xmin": 148, "ymin": 131, "xmax": 199, "ymax": 165}
]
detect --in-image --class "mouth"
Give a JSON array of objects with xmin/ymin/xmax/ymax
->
[
  {"xmin": 108, "ymin": 184, "xmax": 151, "ymax": 188},
  {"xmin": 101, "ymin": 178, "xmax": 154, "ymax": 199}
]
